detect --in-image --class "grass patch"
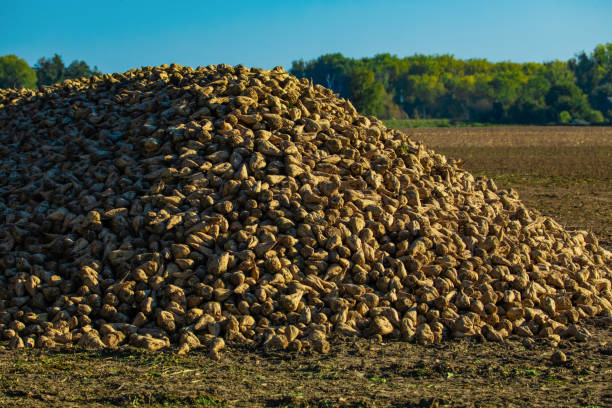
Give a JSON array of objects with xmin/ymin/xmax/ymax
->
[
  {"xmin": 127, "ymin": 393, "xmax": 221, "ymax": 407},
  {"xmin": 383, "ymin": 118, "xmax": 452, "ymax": 128},
  {"xmin": 382, "ymin": 118, "xmax": 506, "ymax": 128},
  {"xmin": 193, "ymin": 395, "xmax": 221, "ymax": 406},
  {"xmin": 473, "ymin": 173, "xmax": 610, "ymax": 188}
]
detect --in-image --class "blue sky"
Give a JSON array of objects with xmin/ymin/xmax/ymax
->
[{"xmin": 2, "ymin": 0, "xmax": 611, "ymax": 73}]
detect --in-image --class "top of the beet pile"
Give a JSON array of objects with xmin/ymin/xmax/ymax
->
[{"xmin": 0, "ymin": 64, "xmax": 610, "ymax": 356}]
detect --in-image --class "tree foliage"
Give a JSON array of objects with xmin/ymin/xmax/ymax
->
[
  {"xmin": 569, "ymin": 43, "xmax": 612, "ymax": 121},
  {"xmin": 3, "ymin": 46, "xmax": 611, "ymax": 125},
  {"xmin": 0, "ymin": 55, "xmax": 37, "ymax": 89},
  {"xmin": 349, "ymin": 66, "xmax": 387, "ymax": 117},
  {"xmin": 34, "ymin": 53, "xmax": 101, "ymax": 87},
  {"xmin": 291, "ymin": 44, "xmax": 612, "ymax": 124}
]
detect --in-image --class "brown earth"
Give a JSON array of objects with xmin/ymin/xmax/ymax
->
[
  {"xmin": 0, "ymin": 320, "xmax": 610, "ymax": 408},
  {"xmin": 404, "ymin": 126, "xmax": 612, "ymax": 250},
  {"xmin": 0, "ymin": 126, "xmax": 610, "ymax": 407}
]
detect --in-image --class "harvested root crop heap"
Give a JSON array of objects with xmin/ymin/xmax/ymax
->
[{"xmin": 1, "ymin": 64, "xmax": 611, "ymax": 357}]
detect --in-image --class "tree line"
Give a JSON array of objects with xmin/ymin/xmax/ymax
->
[
  {"xmin": 291, "ymin": 43, "xmax": 612, "ymax": 124},
  {"xmin": 2, "ymin": 45, "xmax": 611, "ymax": 124},
  {"xmin": 0, "ymin": 54, "xmax": 100, "ymax": 90}
]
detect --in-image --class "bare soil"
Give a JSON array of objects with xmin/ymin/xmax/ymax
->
[
  {"xmin": 0, "ymin": 320, "xmax": 610, "ymax": 408},
  {"xmin": 406, "ymin": 126, "xmax": 612, "ymax": 250}
]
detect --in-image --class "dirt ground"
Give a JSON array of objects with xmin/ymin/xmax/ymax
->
[
  {"xmin": 0, "ymin": 319, "xmax": 610, "ymax": 408},
  {"xmin": 1, "ymin": 126, "xmax": 611, "ymax": 407},
  {"xmin": 406, "ymin": 126, "xmax": 612, "ymax": 250}
]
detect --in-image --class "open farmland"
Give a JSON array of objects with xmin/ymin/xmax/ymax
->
[
  {"xmin": 404, "ymin": 126, "xmax": 612, "ymax": 251},
  {"xmin": 0, "ymin": 125, "xmax": 610, "ymax": 408}
]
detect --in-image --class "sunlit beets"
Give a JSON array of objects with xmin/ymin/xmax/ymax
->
[{"xmin": 0, "ymin": 64, "xmax": 609, "ymax": 357}]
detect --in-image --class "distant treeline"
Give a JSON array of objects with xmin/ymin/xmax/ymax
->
[
  {"xmin": 2, "ymin": 45, "xmax": 611, "ymax": 125},
  {"xmin": 0, "ymin": 53, "xmax": 100, "ymax": 90},
  {"xmin": 291, "ymin": 43, "xmax": 612, "ymax": 124}
]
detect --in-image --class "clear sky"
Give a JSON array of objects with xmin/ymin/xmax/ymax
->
[{"xmin": 2, "ymin": 0, "xmax": 611, "ymax": 74}]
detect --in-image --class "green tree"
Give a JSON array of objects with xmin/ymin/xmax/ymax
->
[
  {"xmin": 349, "ymin": 66, "xmax": 386, "ymax": 117},
  {"xmin": 35, "ymin": 53, "xmax": 66, "ymax": 87},
  {"xmin": 291, "ymin": 53, "xmax": 353, "ymax": 98},
  {"xmin": 569, "ymin": 43, "xmax": 612, "ymax": 122},
  {"xmin": 559, "ymin": 110, "xmax": 571, "ymax": 123},
  {"xmin": 396, "ymin": 73, "xmax": 445, "ymax": 118},
  {"xmin": 34, "ymin": 54, "xmax": 101, "ymax": 87},
  {"xmin": 585, "ymin": 109, "xmax": 604, "ymax": 123},
  {"xmin": 489, "ymin": 69, "xmax": 527, "ymax": 120},
  {"xmin": 0, "ymin": 55, "xmax": 37, "ymax": 89},
  {"xmin": 544, "ymin": 61, "xmax": 598, "ymax": 122},
  {"xmin": 291, "ymin": 45, "xmax": 605, "ymax": 124},
  {"xmin": 65, "ymin": 60, "xmax": 101, "ymax": 80}
]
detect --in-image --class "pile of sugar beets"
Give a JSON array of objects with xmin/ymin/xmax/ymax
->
[{"xmin": 0, "ymin": 64, "xmax": 610, "ymax": 359}]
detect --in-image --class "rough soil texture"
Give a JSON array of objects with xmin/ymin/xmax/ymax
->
[
  {"xmin": 0, "ymin": 319, "xmax": 610, "ymax": 407},
  {"xmin": 406, "ymin": 126, "xmax": 612, "ymax": 250},
  {"xmin": 0, "ymin": 126, "xmax": 610, "ymax": 407}
]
